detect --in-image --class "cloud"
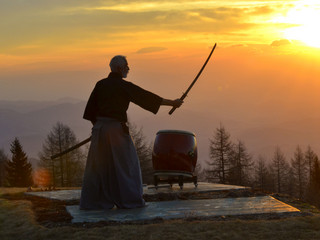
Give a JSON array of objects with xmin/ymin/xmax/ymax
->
[
  {"xmin": 136, "ymin": 47, "xmax": 167, "ymax": 54},
  {"xmin": 0, "ymin": 1, "xmax": 301, "ymax": 57},
  {"xmin": 250, "ymin": 6, "xmax": 275, "ymax": 15},
  {"xmin": 270, "ymin": 39, "xmax": 291, "ymax": 47}
]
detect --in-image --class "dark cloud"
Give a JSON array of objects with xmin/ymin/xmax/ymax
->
[
  {"xmin": 271, "ymin": 39, "xmax": 291, "ymax": 47},
  {"xmin": 136, "ymin": 47, "xmax": 167, "ymax": 54}
]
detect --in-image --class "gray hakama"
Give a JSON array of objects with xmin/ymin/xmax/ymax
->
[{"xmin": 80, "ymin": 117, "xmax": 145, "ymax": 209}]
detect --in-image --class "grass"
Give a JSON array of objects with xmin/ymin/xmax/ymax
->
[
  {"xmin": 1, "ymin": 188, "xmax": 320, "ymax": 240},
  {"xmin": 0, "ymin": 187, "xmax": 31, "ymax": 197}
]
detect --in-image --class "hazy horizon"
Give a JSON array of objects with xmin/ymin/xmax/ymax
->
[{"xmin": 1, "ymin": 98, "xmax": 319, "ymax": 171}]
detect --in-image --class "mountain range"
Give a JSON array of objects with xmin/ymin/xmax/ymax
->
[{"xmin": 1, "ymin": 98, "xmax": 319, "ymax": 169}]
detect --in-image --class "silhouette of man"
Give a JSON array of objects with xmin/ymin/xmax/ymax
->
[{"xmin": 80, "ymin": 55, "xmax": 183, "ymax": 209}]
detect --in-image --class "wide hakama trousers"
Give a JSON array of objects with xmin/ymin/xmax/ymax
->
[{"xmin": 79, "ymin": 117, "xmax": 145, "ymax": 209}]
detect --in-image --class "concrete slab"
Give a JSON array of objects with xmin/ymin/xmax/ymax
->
[
  {"xmin": 66, "ymin": 196, "xmax": 300, "ymax": 223},
  {"xmin": 25, "ymin": 182, "xmax": 248, "ymax": 202},
  {"xmin": 24, "ymin": 183, "xmax": 300, "ymax": 223}
]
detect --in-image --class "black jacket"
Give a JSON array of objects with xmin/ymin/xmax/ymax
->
[{"xmin": 83, "ymin": 72, "xmax": 163, "ymax": 123}]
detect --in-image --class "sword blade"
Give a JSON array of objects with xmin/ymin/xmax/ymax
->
[
  {"xmin": 50, "ymin": 136, "xmax": 91, "ymax": 160},
  {"xmin": 169, "ymin": 43, "xmax": 217, "ymax": 115}
]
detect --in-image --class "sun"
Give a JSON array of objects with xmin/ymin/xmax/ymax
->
[{"xmin": 281, "ymin": 1, "xmax": 320, "ymax": 48}]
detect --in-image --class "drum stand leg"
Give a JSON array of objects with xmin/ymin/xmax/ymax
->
[
  {"xmin": 179, "ymin": 175, "xmax": 183, "ymax": 189},
  {"xmin": 168, "ymin": 177, "xmax": 173, "ymax": 188},
  {"xmin": 193, "ymin": 175, "xmax": 198, "ymax": 188},
  {"xmin": 154, "ymin": 175, "xmax": 158, "ymax": 190}
]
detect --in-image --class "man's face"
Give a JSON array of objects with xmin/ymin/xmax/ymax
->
[{"xmin": 121, "ymin": 61, "xmax": 130, "ymax": 78}]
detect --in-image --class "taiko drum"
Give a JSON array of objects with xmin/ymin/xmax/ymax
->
[{"xmin": 152, "ymin": 130, "xmax": 197, "ymax": 174}]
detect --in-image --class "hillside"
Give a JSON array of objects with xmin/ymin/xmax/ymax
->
[{"xmin": 1, "ymin": 99, "xmax": 320, "ymax": 168}]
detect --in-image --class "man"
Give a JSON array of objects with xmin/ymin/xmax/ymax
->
[{"xmin": 80, "ymin": 55, "xmax": 183, "ymax": 209}]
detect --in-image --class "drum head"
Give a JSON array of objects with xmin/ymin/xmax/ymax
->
[{"xmin": 156, "ymin": 129, "xmax": 195, "ymax": 137}]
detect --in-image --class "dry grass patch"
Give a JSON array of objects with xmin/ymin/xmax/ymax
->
[{"xmin": 0, "ymin": 187, "xmax": 29, "ymax": 197}]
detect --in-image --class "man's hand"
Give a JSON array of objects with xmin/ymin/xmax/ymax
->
[
  {"xmin": 172, "ymin": 98, "xmax": 183, "ymax": 108},
  {"xmin": 162, "ymin": 98, "xmax": 184, "ymax": 108}
]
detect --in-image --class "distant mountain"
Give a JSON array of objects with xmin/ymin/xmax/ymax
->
[
  {"xmin": 0, "ymin": 100, "xmax": 91, "ymax": 163},
  {"xmin": 1, "ymin": 99, "xmax": 320, "ymax": 169},
  {"xmin": 0, "ymin": 98, "xmax": 83, "ymax": 113}
]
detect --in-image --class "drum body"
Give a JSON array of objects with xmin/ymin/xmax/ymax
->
[{"xmin": 152, "ymin": 130, "xmax": 197, "ymax": 174}]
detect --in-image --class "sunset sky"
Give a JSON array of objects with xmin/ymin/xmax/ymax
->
[
  {"xmin": 1, "ymin": 0, "xmax": 320, "ymax": 160},
  {"xmin": 1, "ymin": 0, "xmax": 320, "ymax": 111}
]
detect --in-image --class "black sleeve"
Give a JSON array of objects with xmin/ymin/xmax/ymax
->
[
  {"xmin": 124, "ymin": 81, "xmax": 163, "ymax": 114},
  {"xmin": 83, "ymin": 83, "xmax": 98, "ymax": 123}
]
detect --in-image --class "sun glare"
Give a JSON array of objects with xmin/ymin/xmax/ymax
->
[{"xmin": 280, "ymin": 1, "xmax": 320, "ymax": 48}]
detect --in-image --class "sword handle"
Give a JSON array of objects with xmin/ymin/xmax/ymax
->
[
  {"xmin": 169, "ymin": 106, "xmax": 177, "ymax": 115},
  {"xmin": 168, "ymin": 93, "xmax": 187, "ymax": 115}
]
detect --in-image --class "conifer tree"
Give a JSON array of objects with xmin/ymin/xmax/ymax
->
[
  {"xmin": 308, "ymin": 156, "xmax": 320, "ymax": 207},
  {"xmin": 291, "ymin": 145, "xmax": 307, "ymax": 199},
  {"xmin": 38, "ymin": 122, "xmax": 85, "ymax": 187},
  {"xmin": 6, "ymin": 138, "xmax": 33, "ymax": 187},
  {"xmin": 272, "ymin": 146, "xmax": 287, "ymax": 193},
  {"xmin": 254, "ymin": 155, "xmax": 269, "ymax": 190},
  {"xmin": 305, "ymin": 145, "xmax": 317, "ymax": 186},
  {"xmin": 0, "ymin": 149, "xmax": 9, "ymax": 186},
  {"xmin": 267, "ymin": 163, "xmax": 277, "ymax": 193},
  {"xmin": 208, "ymin": 124, "xmax": 233, "ymax": 184},
  {"xmin": 228, "ymin": 140, "xmax": 253, "ymax": 186},
  {"xmin": 285, "ymin": 167, "xmax": 296, "ymax": 196}
]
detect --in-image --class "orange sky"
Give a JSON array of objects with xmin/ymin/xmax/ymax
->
[
  {"xmin": 1, "ymin": 0, "xmax": 320, "ymax": 161},
  {"xmin": 0, "ymin": 0, "xmax": 319, "ymax": 103}
]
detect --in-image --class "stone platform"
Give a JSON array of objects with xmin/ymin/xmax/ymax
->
[
  {"xmin": 67, "ymin": 196, "xmax": 299, "ymax": 223},
  {"xmin": 25, "ymin": 182, "xmax": 249, "ymax": 202},
  {"xmin": 25, "ymin": 182, "xmax": 300, "ymax": 223}
]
